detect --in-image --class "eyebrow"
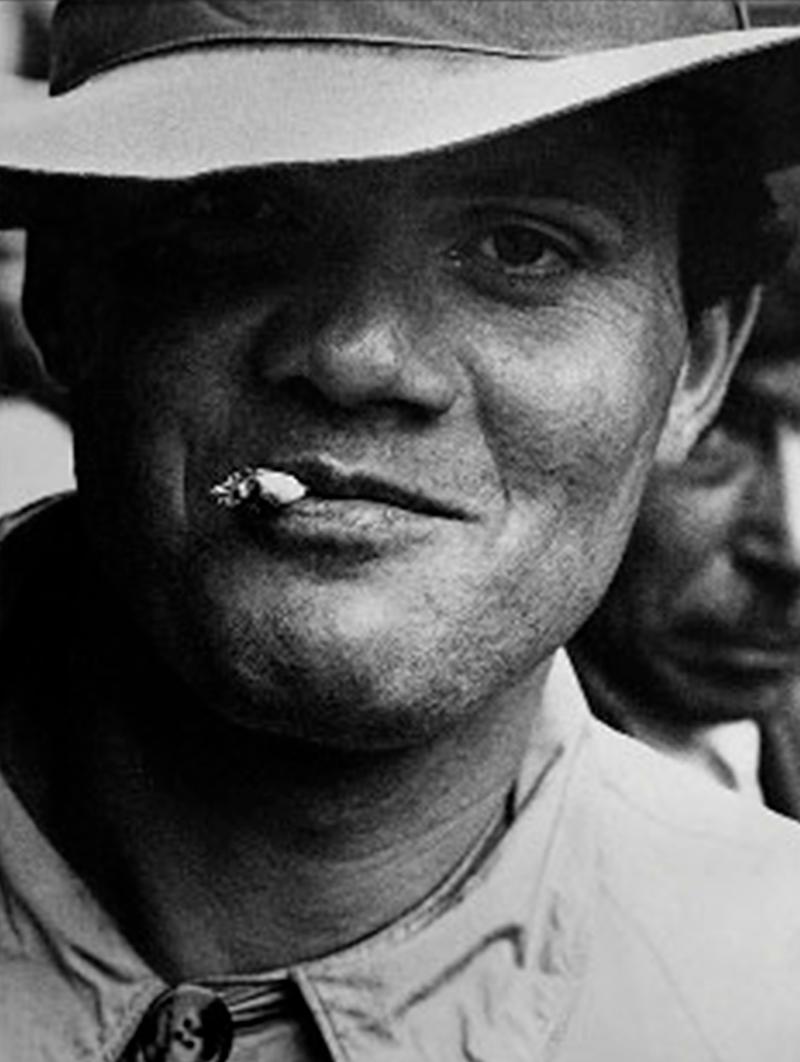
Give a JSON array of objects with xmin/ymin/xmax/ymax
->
[{"xmin": 419, "ymin": 158, "xmax": 644, "ymax": 233}]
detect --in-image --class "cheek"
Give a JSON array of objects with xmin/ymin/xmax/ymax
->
[
  {"xmin": 72, "ymin": 304, "xmax": 253, "ymax": 571},
  {"xmin": 412, "ymin": 275, "xmax": 686, "ymax": 658},
  {"xmin": 466, "ymin": 279, "xmax": 685, "ymax": 578}
]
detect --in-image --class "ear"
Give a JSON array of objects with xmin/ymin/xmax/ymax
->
[{"xmin": 655, "ymin": 285, "xmax": 762, "ymax": 466}]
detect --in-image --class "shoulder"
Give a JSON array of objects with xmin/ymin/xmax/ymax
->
[
  {"xmin": 549, "ymin": 651, "xmax": 800, "ymax": 877},
  {"xmin": 0, "ymin": 491, "xmax": 77, "ymax": 580},
  {"xmin": 594, "ymin": 716, "xmax": 800, "ymax": 860},
  {"xmin": 591, "ymin": 721, "xmax": 800, "ymax": 1056}
]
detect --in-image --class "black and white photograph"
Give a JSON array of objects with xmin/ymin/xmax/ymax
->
[{"xmin": 3, "ymin": 3, "xmax": 800, "ymax": 1059}]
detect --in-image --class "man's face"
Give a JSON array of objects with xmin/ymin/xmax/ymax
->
[
  {"xmin": 64, "ymin": 106, "xmax": 690, "ymax": 746},
  {"xmin": 583, "ymin": 276, "xmax": 800, "ymax": 725}
]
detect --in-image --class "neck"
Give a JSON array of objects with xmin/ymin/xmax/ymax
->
[{"xmin": 45, "ymin": 612, "xmax": 552, "ymax": 981}]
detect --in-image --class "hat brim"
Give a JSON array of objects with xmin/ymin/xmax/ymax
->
[{"xmin": 0, "ymin": 29, "xmax": 799, "ymax": 187}]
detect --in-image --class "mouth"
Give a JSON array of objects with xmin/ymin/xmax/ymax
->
[
  {"xmin": 670, "ymin": 629, "xmax": 800, "ymax": 676},
  {"xmin": 215, "ymin": 456, "xmax": 473, "ymax": 520},
  {"xmin": 212, "ymin": 455, "xmax": 476, "ymax": 557}
]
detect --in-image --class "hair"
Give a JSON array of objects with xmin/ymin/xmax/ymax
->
[
  {"xmin": 535, "ymin": 81, "xmax": 794, "ymax": 325},
  {"xmin": 677, "ymin": 90, "xmax": 795, "ymax": 322}
]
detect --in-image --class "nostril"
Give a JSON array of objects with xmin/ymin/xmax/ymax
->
[
  {"xmin": 253, "ymin": 282, "xmax": 459, "ymax": 414},
  {"xmin": 266, "ymin": 375, "xmax": 449, "ymax": 431}
]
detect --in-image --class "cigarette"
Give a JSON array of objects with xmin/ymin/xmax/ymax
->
[{"xmin": 211, "ymin": 467, "xmax": 308, "ymax": 509}]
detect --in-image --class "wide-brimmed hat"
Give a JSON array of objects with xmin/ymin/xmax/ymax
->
[{"xmin": 1, "ymin": 0, "xmax": 800, "ymax": 198}]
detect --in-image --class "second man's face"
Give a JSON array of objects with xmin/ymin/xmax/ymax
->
[
  {"xmin": 587, "ymin": 275, "xmax": 800, "ymax": 724},
  {"xmin": 64, "ymin": 105, "xmax": 696, "ymax": 747}
]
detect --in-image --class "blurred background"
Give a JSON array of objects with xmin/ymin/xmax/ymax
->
[{"xmin": 0, "ymin": 0, "xmax": 73, "ymax": 516}]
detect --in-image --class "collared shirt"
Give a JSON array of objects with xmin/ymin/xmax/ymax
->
[
  {"xmin": 4, "ymin": 499, "xmax": 800, "ymax": 1061},
  {"xmin": 608, "ymin": 711, "xmax": 765, "ymax": 801}
]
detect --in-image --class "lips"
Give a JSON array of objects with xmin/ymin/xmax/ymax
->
[
  {"xmin": 670, "ymin": 627, "xmax": 800, "ymax": 675},
  {"xmin": 708, "ymin": 644, "xmax": 799, "ymax": 670},
  {"xmin": 214, "ymin": 453, "xmax": 480, "ymax": 559},
  {"xmin": 243, "ymin": 455, "xmax": 475, "ymax": 521}
]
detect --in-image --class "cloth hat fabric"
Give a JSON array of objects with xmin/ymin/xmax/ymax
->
[{"xmin": 0, "ymin": 0, "xmax": 799, "ymax": 191}]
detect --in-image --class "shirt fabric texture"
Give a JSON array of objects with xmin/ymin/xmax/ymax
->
[{"xmin": 3, "ymin": 497, "xmax": 800, "ymax": 1061}]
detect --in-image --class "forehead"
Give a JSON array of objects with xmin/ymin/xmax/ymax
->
[{"xmin": 412, "ymin": 98, "xmax": 672, "ymax": 187}]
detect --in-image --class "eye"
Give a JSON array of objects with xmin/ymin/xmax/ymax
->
[
  {"xmin": 184, "ymin": 186, "xmax": 278, "ymax": 223},
  {"xmin": 474, "ymin": 223, "xmax": 574, "ymax": 277},
  {"xmin": 686, "ymin": 385, "xmax": 772, "ymax": 484},
  {"xmin": 448, "ymin": 214, "xmax": 583, "ymax": 299},
  {"xmin": 686, "ymin": 421, "xmax": 752, "ymax": 484},
  {"xmin": 123, "ymin": 185, "xmax": 316, "ymax": 284},
  {"xmin": 176, "ymin": 186, "xmax": 285, "ymax": 250},
  {"xmin": 171, "ymin": 190, "xmax": 286, "ymax": 258}
]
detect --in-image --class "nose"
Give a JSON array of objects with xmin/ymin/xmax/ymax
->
[
  {"xmin": 735, "ymin": 424, "xmax": 800, "ymax": 582},
  {"xmin": 261, "ymin": 269, "xmax": 458, "ymax": 415}
]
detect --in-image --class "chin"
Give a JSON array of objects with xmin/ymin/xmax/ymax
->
[
  {"xmin": 173, "ymin": 586, "xmax": 468, "ymax": 749},
  {"xmin": 201, "ymin": 651, "xmax": 469, "ymax": 750}
]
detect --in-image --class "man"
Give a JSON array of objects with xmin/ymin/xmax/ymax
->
[
  {"xmin": 573, "ymin": 165, "xmax": 800, "ymax": 814},
  {"xmin": 2, "ymin": 3, "xmax": 800, "ymax": 1060}
]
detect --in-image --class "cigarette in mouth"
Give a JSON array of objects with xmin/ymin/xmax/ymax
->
[{"xmin": 210, "ymin": 467, "xmax": 308, "ymax": 509}]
